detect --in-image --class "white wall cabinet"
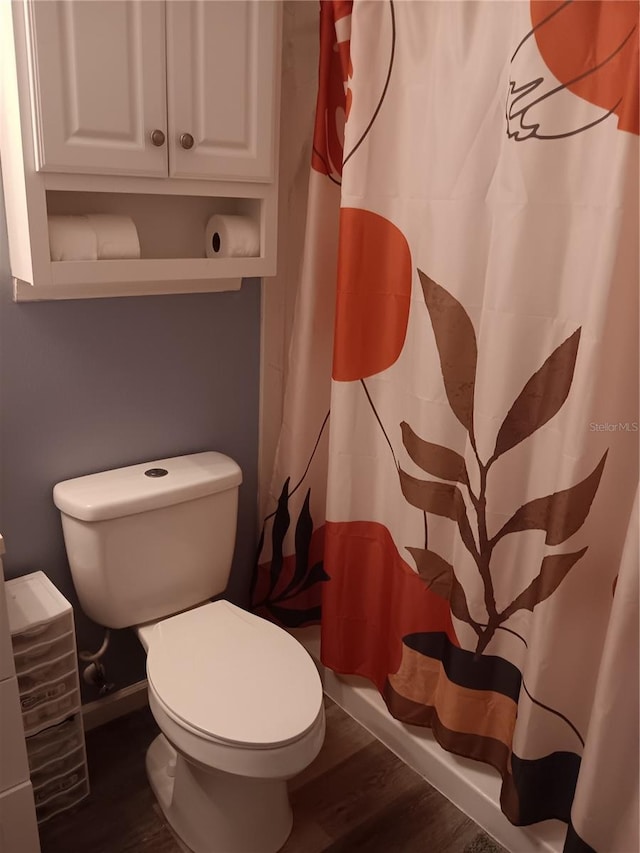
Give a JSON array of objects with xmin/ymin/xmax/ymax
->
[
  {"xmin": 28, "ymin": 0, "xmax": 278, "ymax": 183},
  {"xmin": 0, "ymin": 0, "xmax": 281, "ymax": 301}
]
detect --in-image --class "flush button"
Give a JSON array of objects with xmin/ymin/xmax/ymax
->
[{"xmin": 145, "ymin": 468, "xmax": 168, "ymax": 478}]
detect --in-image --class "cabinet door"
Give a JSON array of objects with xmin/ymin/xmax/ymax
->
[
  {"xmin": 27, "ymin": 0, "xmax": 168, "ymax": 177},
  {"xmin": 167, "ymin": 0, "xmax": 280, "ymax": 182}
]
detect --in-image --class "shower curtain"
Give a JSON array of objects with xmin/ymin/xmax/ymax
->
[{"xmin": 253, "ymin": 3, "xmax": 639, "ymax": 851}]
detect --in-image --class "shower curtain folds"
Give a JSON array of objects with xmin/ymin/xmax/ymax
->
[{"xmin": 254, "ymin": 4, "xmax": 639, "ymax": 852}]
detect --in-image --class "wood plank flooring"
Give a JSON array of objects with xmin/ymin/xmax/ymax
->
[{"xmin": 38, "ymin": 699, "xmax": 486, "ymax": 853}]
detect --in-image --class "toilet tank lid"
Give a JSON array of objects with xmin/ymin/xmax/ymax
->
[{"xmin": 53, "ymin": 452, "xmax": 242, "ymax": 522}]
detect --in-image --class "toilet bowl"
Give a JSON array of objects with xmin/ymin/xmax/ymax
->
[
  {"xmin": 53, "ymin": 451, "xmax": 326, "ymax": 853},
  {"xmin": 138, "ymin": 601, "xmax": 325, "ymax": 853}
]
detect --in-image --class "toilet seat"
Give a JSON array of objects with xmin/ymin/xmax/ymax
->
[{"xmin": 145, "ymin": 600, "xmax": 323, "ymax": 749}]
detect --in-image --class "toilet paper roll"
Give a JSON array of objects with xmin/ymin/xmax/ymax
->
[
  {"xmin": 48, "ymin": 215, "xmax": 98, "ymax": 261},
  {"xmin": 205, "ymin": 215, "xmax": 260, "ymax": 258},
  {"xmin": 85, "ymin": 214, "xmax": 141, "ymax": 260}
]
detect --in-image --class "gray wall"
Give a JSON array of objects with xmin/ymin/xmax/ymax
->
[{"xmin": 0, "ymin": 183, "xmax": 261, "ymax": 696}]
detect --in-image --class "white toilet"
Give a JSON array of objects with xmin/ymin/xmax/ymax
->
[{"xmin": 53, "ymin": 451, "xmax": 325, "ymax": 853}]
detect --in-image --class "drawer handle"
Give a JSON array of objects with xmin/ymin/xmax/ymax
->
[
  {"xmin": 180, "ymin": 132, "xmax": 194, "ymax": 150},
  {"xmin": 150, "ymin": 129, "xmax": 166, "ymax": 147},
  {"xmin": 21, "ymin": 681, "xmax": 67, "ymax": 710}
]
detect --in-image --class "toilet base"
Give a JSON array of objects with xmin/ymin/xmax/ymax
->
[{"xmin": 146, "ymin": 734, "xmax": 293, "ymax": 853}]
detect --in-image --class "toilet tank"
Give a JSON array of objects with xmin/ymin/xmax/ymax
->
[{"xmin": 53, "ymin": 452, "xmax": 242, "ymax": 629}]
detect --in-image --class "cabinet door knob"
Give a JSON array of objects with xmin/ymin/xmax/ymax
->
[
  {"xmin": 150, "ymin": 129, "xmax": 166, "ymax": 147},
  {"xmin": 180, "ymin": 132, "xmax": 195, "ymax": 150}
]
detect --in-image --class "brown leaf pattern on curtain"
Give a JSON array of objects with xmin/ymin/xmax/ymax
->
[
  {"xmin": 493, "ymin": 329, "xmax": 581, "ymax": 460},
  {"xmin": 406, "ymin": 546, "xmax": 455, "ymax": 597},
  {"xmin": 401, "ymin": 272, "xmax": 606, "ymax": 654},
  {"xmin": 399, "ymin": 468, "xmax": 479, "ymax": 559},
  {"xmin": 501, "ymin": 548, "xmax": 589, "ymax": 620},
  {"xmin": 450, "ymin": 575, "xmax": 478, "ymax": 630},
  {"xmin": 401, "ymin": 421, "xmax": 469, "ymax": 484},
  {"xmin": 407, "ymin": 546, "xmax": 482, "ymax": 635},
  {"xmin": 417, "ymin": 270, "xmax": 478, "ymax": 437},
  {"xmin": 492, "ymin": 451, "xmax": 608, "ymax": 547},
  {"xmin": 399, "ymin": 469, "xmax": 467, "ymax": 521}
]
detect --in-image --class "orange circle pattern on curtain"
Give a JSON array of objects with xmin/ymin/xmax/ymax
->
[
  {"xmin": 531, "ymin": 0, "xmax": 639, "ymax": 135},
  {"xmin": 332, "ymin": 207, "xmax": 412, "ymax": 382}
]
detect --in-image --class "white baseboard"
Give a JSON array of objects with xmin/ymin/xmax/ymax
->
[
  {"xmin": 82, "ymin": 679, "xmax": 149, "ymax": 731},
  {"xmin": 292, "ymin": 627, "xmax": 565, "ymax": 853}
]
